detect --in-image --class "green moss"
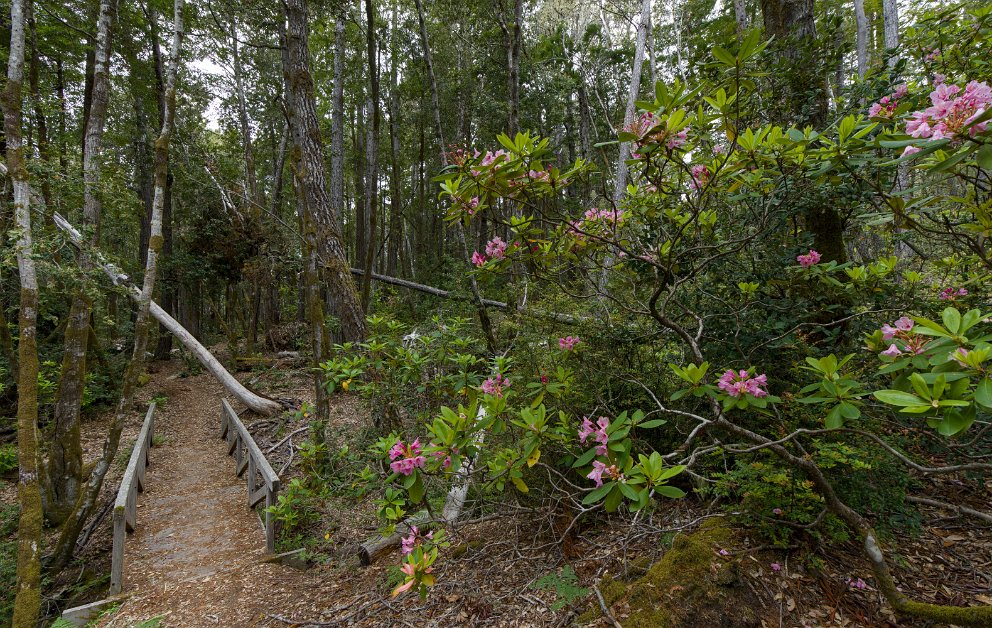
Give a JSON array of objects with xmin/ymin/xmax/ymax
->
[{"xmin": 581, "ymin": 520, "xmax": 761, "ymax": 627}]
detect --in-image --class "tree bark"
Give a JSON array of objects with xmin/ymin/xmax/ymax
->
[
  {"xmin": 386, "ymin": 1, "xmax": 403, "ymax": 278},
  {"xmin": 733, "ymin": 0, "xmax": 749, "ymax": 32},
  {"xmin": 413, "ymin": 0, "xmax": 497, "ymax": 353},
  {"xmin": 330, "ymin": 16, "xmax": 346, "ymax": 229},
  {"xmin": 282, "ymin": 0, "xmax": 367, "ymax": 343},
  {"xmin": 614, "ymin": 0, "xmax": 651, "ymax": 201},
  {"xmin": 360, "ymin": 0, "xmax": 381, "ymax": 309},
  {"xmin": 2, "ymin": 0, "xmax": 44, "ymax": 622},
  {"xmin": 49, "ymin": 0, "xmax": 185, "ymax": 572},
  {"xmin": 46, "ymin": 0, "xmax": 117, "ymax": 526},
  {"xmin": 882, "ymin": 0, "xmax": 899, "ymax": 69},
  {"xmin": 854, "ymin": 0, "xmax": 868, "ymax": 78}
]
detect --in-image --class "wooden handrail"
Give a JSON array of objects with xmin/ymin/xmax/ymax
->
[
  {"xmin": 110, "ymin": 402, "xmax": 156, "ymax": 595},
  {"xmin": 220, "ymin": 399, "xmax": 281, "ymax": 552}
]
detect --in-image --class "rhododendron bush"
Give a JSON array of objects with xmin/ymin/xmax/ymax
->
[{"xmin": 316, "ymin": 18, "xmax": 992, "ymax": 625}]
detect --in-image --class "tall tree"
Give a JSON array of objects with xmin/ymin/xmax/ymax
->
[
  {"xmin": 882, "ymin": 0, "xmax": 900, "ymax": 69},
  {"xmin": 49, "ymin": 0, "xmax": 186, "ymax": 571},
  {"xmin": 360, "ymin": 0, "xmax": 381, "ymax": 308},
  {"xmin": 854, "ymin": 0, "xmax": 868, "ymax": 78},
  {"xmin": 45, "ymin": 0, "xmax": 118, "ymax": 526},
  {"xmin": 614, "ymin": 0, "xmax": 651, "ymax": 202},
  {"xmin": 2, "ymin": 0, "xmax": 44, "ymax": 622}
]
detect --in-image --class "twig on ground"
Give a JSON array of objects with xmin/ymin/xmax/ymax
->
[{"xmin": 593, "ymin": 583, "xmax": 623, "ymax": 628}]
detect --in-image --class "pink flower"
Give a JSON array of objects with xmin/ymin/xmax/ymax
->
[
  {"xmin": 689, "ymin": 164, "xmax": 711, "ymax": 190},
  {"xmin": 471, "ymin": 251, "xmax": 486, "ymax": 267},
  {"xmin": 587, "ymin": 460, "xmax": 608, "ymax": 487},
  {"xmin": 717, "ymin": 369, "xmax": 769, "ymax": 398},
  {"xmin": 712, "ymin": 144, "xmax": 726, "ymax": 155},
  {"xmin": 901, "ymin": 145, "xmax": 921, "ymax": 157},
  {"xmin": 796, "ymin": 249, "xmax": 821, "ymax": 269},
  {"xmin": 894, "ymin": 316, "xmax": 914, "ymax": 331},
  {"xmin": 880, "ymin": 344, "xmax": 903, "ymax": 358},
  {"xmin": 880, "ymin": 324, "xmax": 897, "ymax": 340},
  {"xmin": 718, "ymin": 548, "xmax": 730, "ymax": 556},
  {"xmin": 903, "ymin": 80, "xmax": 992, "ymax": 141},
  {"xmin": 771, "ymin": 563, "xmax": 782, "ymax": 572},
  {"xmin": 559, "ymin": 336, "xmax": 581, "ymax": 351},
  {"xmin": 481, "ymin": 374, "xmax": 509, "ymax": 398},
  {"xmin": 401, "ymin": 526, "xmax": 419, "ymax": 554},
  {"xmin": 893, "ymin": 84, "xmax": 908, "ymax": 99},
  {"xmin": 772, "ymin": 508, "xmax": 783, "ymax": 516},
  {"xmin": 388, "ymin": 439, "xmax": 427, "ymax": 476},
  {"xmin": 933, "ymin": 73, "xmax": 946, "ymax": 85},
  {"xmin": 577, "ymin": 417, "xmax": 596, "ymax": 444},
  {"xmin": 485, "ymin": 236, "xmax": 507, "ymax": 260},
  {"xmin": 593, "ymin": 417, "xmax": 610, "ymax": 455},
  {"xmin": 939, "ymin": 287, "xmax": 968, "ymax": 300},
  {"xmin": 846, "ymin": 577, "xmax": 868, "ymax": 590},
  {"xmin": 952, "ymin": 348, "xmax": 970, "ymax": 367}
]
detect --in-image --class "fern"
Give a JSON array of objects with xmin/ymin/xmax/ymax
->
[{"xmin": 530, "ymin": 565, "xmax": 590, "ymax": 611}]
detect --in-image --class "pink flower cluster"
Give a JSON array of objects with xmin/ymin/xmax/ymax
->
[
  {"xmin": 717, "ymin": 369, "xmax": 769, "ymax": 398},
  {"xmin": 479, "ymin": 149, "xmax": 509, "ymax": 168},
  {"xmin": 389, "ymin": 438, "xmax": 427, "ymax": 476},
  {"xmin": 481, "ymin": 374, "xmax": 509, "ymax": 397},
  {"xmin": 689, "ymin": 164, "xmax": 711, "ymax": 190},
  {"xmin": 566, "ymin": 208, "xmax": 627, "ymax": 243},
  {"xmin": 578, "ymin": 416, "xmax": 610, "ymax": 455},
  {"xmin": 905, "ymin": 80, "xmax": 992, "ymax": 142},
  {"xmin": 796, "ymin": 249, "xmax": 821, "ymax": 269},
  {"xmin": 879, "ymin": 316, "xmax": 929, "ymax": 357},
  {"xmin": 559, "ymin": 336, "xmax": 581, "ymax": 351},
  {"xmin": 868, "ymin": 84, "xmax": 908, "ymax": 119},
  {"xmin": 528, "ymin": 168, "xmax": 551, "ymax": 182},
  {"xmin": 472, "ymin": 237, "xmax": 510, "ymax": 267},
  {"xmin": 587, "ymin": 460, "xmax": 623, "ymax": 487},
  {"xmin": 939, "ymin": 286, "xmax": 968, "ymax": 300},
  {"xmin": 401, "ymin": 525, "xmax": 434, "ymax": 555},
  {"xmin": 625, "ymin": 111, "xmax": 688, "ymax": 152},
  {"xmin": 846, "ymin": 577, "xmax": 868, "ymax": 590}
]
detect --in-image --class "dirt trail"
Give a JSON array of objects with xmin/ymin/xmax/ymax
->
[{"xmin": 99, "ymin": 364, "xmax": 341, "ymax": 627}]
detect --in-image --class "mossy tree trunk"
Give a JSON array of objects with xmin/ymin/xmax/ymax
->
[
  {"xmin": 2, "ymin": 0, "xmax": 44, "ymax": 623},
  {"xmin": 48, "ymin": 0, "xmax": 185, "ymax": 573},
  {"xmin": 45, "ymin": 0, "xmax": 117, "ymax": 526},
  {"xmin": 281, "ymin": 0, "xmax": 367, "ymax": 346}
]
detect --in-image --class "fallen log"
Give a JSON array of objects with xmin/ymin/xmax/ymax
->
[{"xmin": 52, "ymin": 212, "xmax": 283, "ymax": 416}]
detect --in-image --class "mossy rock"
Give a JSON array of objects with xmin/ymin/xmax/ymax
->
[{"xmin": 580, "ymin": 519, "xmax": 761, "ymax": 627}]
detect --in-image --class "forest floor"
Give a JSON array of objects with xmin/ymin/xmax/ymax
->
[{"xmin": 5, "ymin": 350, "xmax": 985, "ymax": 626}]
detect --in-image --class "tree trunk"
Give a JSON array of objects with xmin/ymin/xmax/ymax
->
[
  {"xmin": 330, "ymin": 16, "xmax": 346, "ymax": 230},
  {"xmin": 882, "ymin": 0, "xmax": 899, "ymax": 68},
  {"xmin": 386, "ymin": 2, "xmax": 403, "ymax": 278},
  {"xmin": 46, "ymin": 0, "xmax": 118, "ymax": 526},
  {"xmin": 854, "ymin": 0, "xmax": 868, "ymax": 78},
  {"xmin": 49, "ymin": 0, "xmax": 185, "ymax": 573},
  {"xmin": 27, "ymin": 6, "xmax": 52, "ymax": 209},
  {"xmin": 733, "ymin": 0, "xmax": 749, "ymax": 32},
  {"xmin": 360, "ymin": 0, "xmax": 381, "ymax": 309},
  {"xmin": 282, "ymin": 0, "xmax": 367, "ymax": 345},
  {"xmin": 614, "ymin": 0, "xmax": 651, "ymax": 201},
  {"xmin": 413, "ymin": 0, "xmax": 496, "ymax": 352},
  {"xmin": 3, "ymin": 0, "xmax": 44, "ymax": 622}
]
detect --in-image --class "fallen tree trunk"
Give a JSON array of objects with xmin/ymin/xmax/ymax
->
[{"xmin": 52, "ymin": 212, "xmax": 283, "ymax": 416}]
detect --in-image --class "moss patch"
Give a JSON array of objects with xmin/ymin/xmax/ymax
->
[{"xmin": 581, "ymin": 519, "xmax": 762, "ymax": 627}]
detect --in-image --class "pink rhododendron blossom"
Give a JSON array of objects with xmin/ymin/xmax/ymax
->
[
  {"xmin": 881, "ymin": 324, "xmax": 897, "ymax": 340},
  {"xmin": 559, "ymin": 336, "xmax": 581, "ymax": 351},
  {"xmin": 796, "ymin": 249, "xmax": 821, "ymax": 269},
  {"xmin": 901, "ymin": 145, "xmax": 922, "ymax": 157},
  {"xmin": 893, "ymin": 84, "xmax": 908, "ymax": 99},
  {"xmin": 401, "ymin": 526, "xmax": 434, "ymax": 555},
  {"xmin": 690, "ymin": 164, "xmax": 711, "ymax": 190},
  {"xmin": 718, "ymin": 549, "xmax": 730, "ymax": 556},
  {"xmin": 933, "ymin": 73, "xmax": 946, "ymax": 86},
  {"xmin": 880, "ymin": 344, "xmax": 903, "ymax": 358},
  {"xmin": 587, "ymin": 460, "xmax": 608, "ymax": 487},
  {"xmin": 479, "ymin": 149, "xmax": 508, "ymax": 168},
  {"xmin": 771, "ymin": 563, "xmax": 782, "ymax": 572},
  {"xmin": 712, "ymin": 144, "xmax": 726, "ymax": 155},
  {"xmin": 903, "ymin": 80, "xmax": 992, "ymax": 141},
  {"xmin": 389, "ymin": 439, "xmax": 427, "ymax": 476},
  {"xmin": 471, "ymin": 251, "xmax": 486, "ymax": 267},
  {"xmin": 481, "ymin": 374, "xmax": 509, "ymax": 397},
  {"xmin": 846, "ymin": 577, "xmax": 868, "ymax": 590},
  {"xmin": 772, "ymin": 508, "xmax": 783, "ymax": 516},
  {"xmin": 717, "ymin": 369, "xmax": 769, "ymax": 398},
  {"xmin": 939, "ymin": 287, "xmax": 968, "ymax": 300},
  {"xmin": 895, "ymin": 316, "xmax": 914, "ymax": 331},
  {"xmin": 578, "ymin": 417, "xmax": 596, "ymax": 443},
  {"xmin": 485, "ymin": 236, "xmax": 507, "ymax": 260}
]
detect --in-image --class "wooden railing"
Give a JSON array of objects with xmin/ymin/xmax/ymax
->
[
  {"xmin": 220, "ymin": 399, "xmax": 281, "ymax": 552},
  {"xmin": 110, "ymin": 402, "xmax": 156, "ymax": 595}
]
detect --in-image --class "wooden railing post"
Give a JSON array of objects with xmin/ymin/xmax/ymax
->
[
  {"xmin": 110, "ymin": 402, "xmax": 156, "ymax": 595},
  {"xmin": 220, "ymin": 399, "xmax": 281, "ymax": 554}
]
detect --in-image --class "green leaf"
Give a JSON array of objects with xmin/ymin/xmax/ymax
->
[
  {"xmin": 572, "ymin": 447, "xmax": 598, "ymax": 468},
  {"xmin": 604, "ymin": 485, "xmax": 624, "ymax": 512},
  {"xmin": 942, "ymin": 308, "xmax": 962, "ymax": 334},
  {"xmin": 825, "ymin": 406, "xmax": 843, "ymax": 429},
  {"xmin": 977, "ymin": 144, "xmax": 992, "ymax": 170},
  {"xmin": 656, "ymin": 485, "xmax": 686, "ymax": 499},
  {"xmin": 638, "ymin": 419, "xmax": 666, "ymax": 429},
  {"xmin": 582, "ymin": 483, "xmax": 613, "ymax": 505},
  {"xmin": 711, "ymin": 46, "xmax": 737, "ymax": 66},
  {"xmin": 873, "ymin": 390, "xmax": 926, "ymax": 406},
  {"xmin": 975, "ymin": 378, "xmax": 992, "ymax": 409}
]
